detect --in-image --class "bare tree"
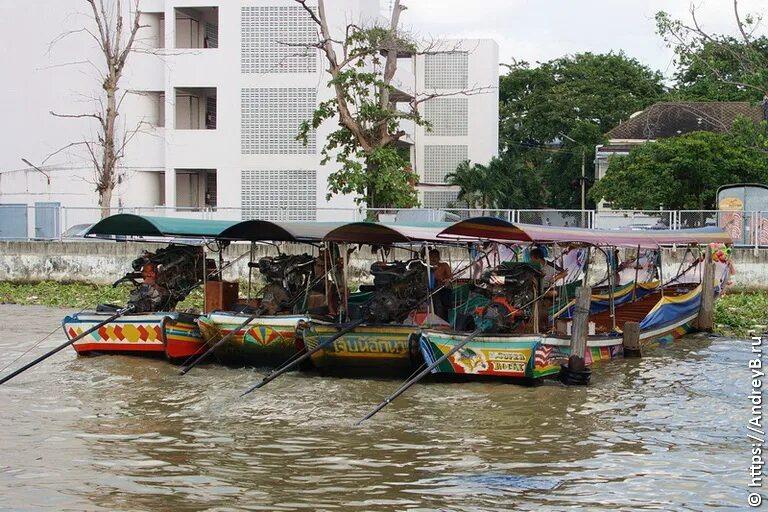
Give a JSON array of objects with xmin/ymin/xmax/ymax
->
[
  {"xmin": 48, "ymin": 0, "xmax": 145, "ymax": 218},
  {"xmin": 657, "ymin": 1, "xmax": 768, "ymax": 99},
  {"xmin": 295, "ymin": 0, "xmax": 494, "ymax": 212}
]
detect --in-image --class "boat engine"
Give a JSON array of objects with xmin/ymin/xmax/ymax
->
[
  {"xmin": 474, "ymin": 263, "xmax": 539, "ymax": 333},
  {"xmin": 256, "ymin": 254, "xmax": 315, "ymax": 314},
  {"xmin": 365, "ymin": 259, "xmax": 429, "ymax": 323},
  {"xmin": 114, "ymin": 244, "xmax": 205, "ymax": 313}
]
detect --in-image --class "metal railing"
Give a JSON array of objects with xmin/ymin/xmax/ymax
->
[{"xmin": 1, "ymin": 204, "xmax": 766, "ymax": 247}]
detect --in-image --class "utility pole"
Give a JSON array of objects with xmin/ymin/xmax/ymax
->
[
  {"xmin": 580, "ymin": 148, "xmax": 586, "ymax": 227},
  {"xmin": 559, "ymin": 133, "xmax": 587, "ymax": 227}
]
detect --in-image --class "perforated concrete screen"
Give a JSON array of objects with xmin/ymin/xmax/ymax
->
[
  {"xmin": 422, "ymin": 190, "xmax": 461, "ymax": 209},
  {"xmin": 241, "ymin": 169, "xmax": 317, "ymax": 221},
  {"xmin": 424, "ymin": 145, "xmax": 468, "ymax": 183},
  {"xmin": 241, "ymin": 6, "xmax": 317, "ymax": 73},
  {"xmin": 241, "ymin": 88, "xmax": 316, "ymax": 154},
  {"xmin": 424, "ymin": 98, "xmax": 468, "ymax": 136},
  {"xmin": 424, "ymin": 52, "xmax": 468, "ymax": 89}
]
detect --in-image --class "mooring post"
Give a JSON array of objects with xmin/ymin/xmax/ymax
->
[
  {"xmin": 697, "ymin": 250, "xmax": 715, "ymax": 332},
  {"xmin": 560, "ymin": 285, "xmax": 592, "ymax": 385},
  {"xmin": 622, "ymin": 321, "xmax": 642, "ymax": 357}
]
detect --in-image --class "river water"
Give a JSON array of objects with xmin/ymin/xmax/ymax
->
[{"xmin": 0, "ymin": 305, "xmax": 755, "ymax": 511}]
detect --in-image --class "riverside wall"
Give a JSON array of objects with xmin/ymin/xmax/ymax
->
[{"xmin": 0, "ymin": 241, "xmax": 767, "ymax": 290}]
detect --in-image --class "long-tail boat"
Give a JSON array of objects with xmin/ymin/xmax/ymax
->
[
  {"xmin": 417, "ymin": 218, "xmax": 733, "ymax": 381},
  {"xmin": 299, "ymin": 222, "xmax": 452, "ymax": 376},
  {"xmin": 63, "ymin": 214, "xmax": 237, "ymax": 362},
  {"xmin": 192, "ymin": 220, "xmax": 344, "ymax": 367}
]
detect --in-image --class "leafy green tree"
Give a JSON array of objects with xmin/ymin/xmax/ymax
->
[
  {"xmin": 667, "ymin": 38, "xmax": 768, "ymax": 101},
  {"xmin": 445, "ymin": 160, "xmax": 490, "ymax": 209},
  {"xmin": 446, "ymin": 155, "xmax": 544, "ymax": 210},
  {"xmin": 590, "ymin": 119, "xmax": 768, "ymax": 210},
  {"xmin": 498, "ymin": 52, "xmax": 665, "ymax": 208},
  {"xmin": 295, "ymin": 0, "xmax": 420, "ymax": 212},
  {"xmin": 657, "ymin": 3, "xmax": 768, "ymax": 100}
]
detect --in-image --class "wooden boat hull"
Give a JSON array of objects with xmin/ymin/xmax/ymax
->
[
  {"xmin": 300, "ymin": 323, "xmax": 421, "ymax": 376},
  {"xmin": 196, "ymin": 312, "xmax": 308, "ymax": 366},
  {"xmin": 420, "ymin": 287, "xmax": 702, "ymax": 380},
  {"xmin": 63, "ymin": 312, "xmax": 204, "ymax": 360}
]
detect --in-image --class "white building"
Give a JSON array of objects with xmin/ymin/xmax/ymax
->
[{"xmin": 0, "ymin": 0, "xmax": 498, "ymax": 239}]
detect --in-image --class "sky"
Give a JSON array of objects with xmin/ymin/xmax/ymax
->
[{"xmin": 401, "ymin": 0, "xmax": 766, "ymax": 79}]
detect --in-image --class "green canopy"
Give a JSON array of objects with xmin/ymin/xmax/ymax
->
[
  {"xmin": 86, "ymin": 214, "xmax": 237, "ymax": 238},
  {"xmin": 219, "ymin": 221, "xmax": 344, "ymax": 242}
]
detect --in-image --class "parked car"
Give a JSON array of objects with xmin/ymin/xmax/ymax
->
[{"xmin": 60, "ymin": 223, "xmax": 93, "ymax": 239}]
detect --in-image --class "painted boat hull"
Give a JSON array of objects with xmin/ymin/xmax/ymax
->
[
  {"xmin": 419, "ymin": 312, "xmax": 698, "ymax": 380},
  {"xmin": 301, "ymin": 323, "xmax": 421, "ymax": 376},
  {"xmin": 196, "ymin": 312, "xmax": 308, "ymax": 366},
  {"xmin": 63, "ymin": 312, "xmax": 204, "ymax": 360}
]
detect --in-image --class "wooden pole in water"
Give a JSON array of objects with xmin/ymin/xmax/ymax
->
[
  {"xmin": 697, "ymin": 249, "xmax": 715, "ymax": 332},
  {"xmin": 356, "ymin": 327, "xmax": 483, "ymax": 425},
  {"xmin": 561, "ymin": 285, "xmax": 591, "ymax": 383},
  {"xmin": 622, "ymin": 321, "xmax": 642, "ymax": 357}
]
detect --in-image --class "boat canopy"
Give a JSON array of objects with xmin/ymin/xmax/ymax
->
[
  {"xmin": 86, "ymin": 214, "xmax": 733, "ymax": 248},
  {"xmin": 85, "ymin": 214, "xmax": 237, "ymax": 238},
  {"xmin": 437, "ymin": 217, "xmax": 732, "ymax": 248},
  {"xmin": 322, "ymin": 222, "xmax": 449, "ymax": 244},
  {"xmin": 218, "ymin": 221, "xmax": 344, "ymax": 242}
]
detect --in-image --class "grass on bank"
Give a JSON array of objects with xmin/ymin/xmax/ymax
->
[
  {"xmin": 714, "ymin": 291, "xmax": 768, "ymax": 338},
  {"xmin": 0, "ymin": 281, "xmax": 204, "ymax": 312},
  {"xmin": 0, "ymin": 281, "xmax": 765, "ymax": 337}
]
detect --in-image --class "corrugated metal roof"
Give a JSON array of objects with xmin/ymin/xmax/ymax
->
[{"xmin": 606, "ymin": 101, "xmax": 764, "ymax": 140}]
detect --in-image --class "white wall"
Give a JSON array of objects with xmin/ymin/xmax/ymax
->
[
  {"xmin": 1, "ymin": 0, "xmax": 499, "ymax": 223},
  {"xmin": 413, "ymin": 38, "xmax": 499, "ymax": 205}
]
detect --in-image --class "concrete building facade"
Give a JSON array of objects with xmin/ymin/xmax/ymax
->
[{"xmin": 0, "ymin": 0, "xmax": 498, "ymax": 239}]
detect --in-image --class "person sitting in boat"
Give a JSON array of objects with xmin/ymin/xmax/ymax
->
[
  {"xmin": 490, "ymin": 248, "xmax": 566, "ymax": 294},
  {"xmin": 307, "ymin": 247, "xmax": 343, "ymax": 317},
  {"xmin": 429, "ymin": 249, "xmax": 453, "ymax": 320}
]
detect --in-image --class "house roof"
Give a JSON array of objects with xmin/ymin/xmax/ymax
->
[{"xmin": 606, "ymin": 101, "xmax": 766, "ymax": 140}]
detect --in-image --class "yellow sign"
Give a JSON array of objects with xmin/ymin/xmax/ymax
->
[{"xmin": 719, "ymin": 197, "xmax": 744, "ymax": 211}]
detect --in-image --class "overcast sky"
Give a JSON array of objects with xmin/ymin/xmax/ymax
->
[{"xmin": 401, "ymin": 0, "xmax": 766, "ymax": 78}]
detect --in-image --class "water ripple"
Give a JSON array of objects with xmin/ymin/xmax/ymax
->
[{"xmin": 0, "ymin": 305, "xmax": 751, "ymax": 511}]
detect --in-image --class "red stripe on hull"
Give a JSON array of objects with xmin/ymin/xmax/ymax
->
[
  {"xmin": 165, "ymin": 339, "xmax": 206, "ymax": 359},
  {"xmin": 73, "ymin": 342, "xmax": 165, "ymax": 354}
]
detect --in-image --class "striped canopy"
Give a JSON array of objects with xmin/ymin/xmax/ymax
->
[
  {"xmin": 437, "ymin": 217, "xmax": 732, "ymax": 248},
  {"xmin": 322, "ymin": 222, "xmax": 449, "ymax": 244}
]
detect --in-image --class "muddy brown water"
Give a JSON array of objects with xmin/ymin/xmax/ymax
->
[{"xmin": 0, "ymin": 305, "xmax": 753, "ymax": 511}]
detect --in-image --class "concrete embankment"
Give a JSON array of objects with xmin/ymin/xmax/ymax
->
[{"xmin": 0, "ymin": 240, "xmax": 766, "ymax": 290}]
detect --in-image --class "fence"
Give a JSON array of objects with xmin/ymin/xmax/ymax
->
[{"xmin": 1, "ymin": 204, "xmax": 766, "ymax": 247}]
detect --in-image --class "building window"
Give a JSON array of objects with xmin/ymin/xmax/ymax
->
[
  {"xmin": 241, "ymin": 88, "xmax": 316, "ymax": 154},
  {"xmin": 424, "ymin": 98, "xmax": 468, "ymax": 136},
  {"xmin": 241, "ymin": 169, "xmax": 316, "ymax": 221},
  {"xmin": 205, "ymin": 22, "xmax": 218, "ymax": 48},
  {"xmin": 241, "ymin": 6, "xmax": 317, "ymax": 73},
  {"xmin": 205, "ymin": 171, "xmax": 217, "ymax": 207},
  {"xmin": 424, "ymin": 145, "xmax": 468, "ymax": 183},
  {"xmin": 424, "ymin": 52, "xmax": 468, "ymax": 89}
]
